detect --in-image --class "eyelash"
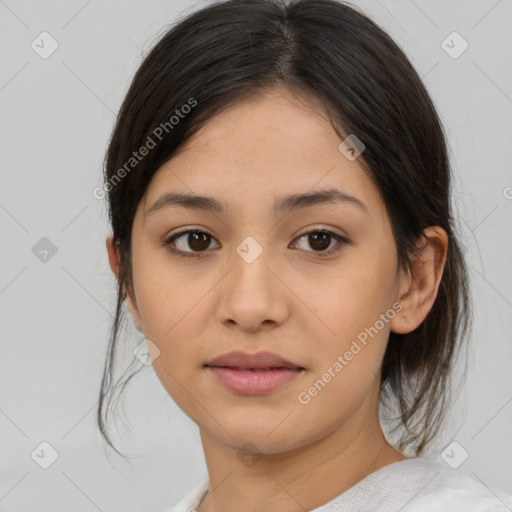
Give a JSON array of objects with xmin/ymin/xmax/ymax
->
[{"xmin": 162, "ymin": 227, "xmax": 351, "ymax": 259}]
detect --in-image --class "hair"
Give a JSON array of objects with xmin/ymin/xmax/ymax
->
[{"xmin": 97, "ymin": 0, "xmax": 471, "ymax": 459}]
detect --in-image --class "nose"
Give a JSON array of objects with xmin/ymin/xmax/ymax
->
[{"xmin": 216, "ymin": 244, "xmax": 289, "ymax": 332}]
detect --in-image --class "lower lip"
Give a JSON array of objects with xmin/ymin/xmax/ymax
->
[{"xmin": 206, "ymin": 366, "xmax": 305, "ymax": 395}]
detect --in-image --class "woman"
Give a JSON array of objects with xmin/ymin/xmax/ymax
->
[{"xmin": 97, "ymin": 0, "xmax": 512, "ymax": 510}]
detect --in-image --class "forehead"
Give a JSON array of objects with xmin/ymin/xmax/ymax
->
[{"xmin": 142, "ymin": 88, "xmax": 387, "ymax": 222}]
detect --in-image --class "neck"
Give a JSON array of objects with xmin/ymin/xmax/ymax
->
[{"xmin": 196, "ymin": 405, "xmax": 407, "ymax": 512}]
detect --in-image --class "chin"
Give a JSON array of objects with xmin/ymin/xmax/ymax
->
[{"xmin": 212, "ymin": 422, "xmax": 306, "ymax": 455}]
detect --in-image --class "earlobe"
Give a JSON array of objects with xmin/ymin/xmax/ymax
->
[
  {"xmin": 390, "ymin": 226, "xmax": 448, "ymax": 334},
  {"xmin": 106, "ymin": 236, "xmax": 120, "ymax": 276},
  {"xmin": 105, "ymin": 236, "xmax": 143, "ymax": 333},
  {"xmin": 125, "ymin": 293, "xmax": 143, "ymax": 333}
]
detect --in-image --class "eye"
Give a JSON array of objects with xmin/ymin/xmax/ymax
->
[
  {"xmin": 291, "ymin": 229, "xmax": 350, "ymax": 257},
  {"xmin": 163, "ymin": 229, "xmax": 220, "ymax": 258},
  {"xmin": 163, "ymin": 227, "xmax": 350, "ymax": 258}
]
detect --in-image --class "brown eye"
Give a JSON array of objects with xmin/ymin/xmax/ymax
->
[
  {"xmin": 186, "ymin": 231, "xmax": 211, "ymax": 251},
  {"xmin": 292, "ymin": 229, "xmax": 350, "ymax": 257},
  {"xmin": 307, "ymin": 232, "xmax": 331, "ymax": 251},
  {"xmin": 164, "ymin": 229, "xmax": 220, "ymax": 257}
]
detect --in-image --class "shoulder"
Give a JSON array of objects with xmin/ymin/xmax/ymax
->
[
  {"xmin": 316, "ymin": 458, "xmax": 512, "ymax": 512},
  {"xmin": 164, "ymin": 478, "xmax": 209, "ymax": 512},
  {"xmin": 400, "ymin": 459, "xmax": 512, "ymax": 511}
]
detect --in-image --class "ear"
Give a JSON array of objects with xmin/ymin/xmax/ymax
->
[
  {"xmin": 106, "ymin": 236, "xmax": 143, "ymax": 333},
  {"xmin": 390, "ymin": 226, "xmax": 449, "ymax": 334}
]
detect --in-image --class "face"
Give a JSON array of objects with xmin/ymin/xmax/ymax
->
[{"xmin": 122, "ymin": 88, "xmax": 412, "ymax": 454}]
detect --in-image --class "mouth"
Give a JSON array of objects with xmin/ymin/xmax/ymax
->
[
  {"xmin": 204, "ymin": 364, "xmax": 305, "ymax": 395},
  {"xmin": 205, "ymin": 350, "xmax": 304, "ymax": 370},
  {"xmin": 204, "ymin": 350, "xmax": 306, "ymax": 395},
  {"xmin": 205, "ymin": 365, "xmax": 305, "ymax": 371}
]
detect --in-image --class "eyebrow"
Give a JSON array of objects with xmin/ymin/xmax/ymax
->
[{"xmin": 146, "ymin": 188, "xmax": 369, "ymax": 216}]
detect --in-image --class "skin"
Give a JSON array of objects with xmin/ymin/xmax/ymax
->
[{"xmin": 106, "ymin": 87, "xmax": 448, "ymax": 512}]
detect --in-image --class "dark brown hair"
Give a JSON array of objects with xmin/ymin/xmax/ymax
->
[{"xmin": 98, "ymin": 0, "xmax": 471, "ymax": 459}]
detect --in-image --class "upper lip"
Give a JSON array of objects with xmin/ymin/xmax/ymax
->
[{"xmin": 205, "ymin": 351, "xmax": 304, "ymax": 370}]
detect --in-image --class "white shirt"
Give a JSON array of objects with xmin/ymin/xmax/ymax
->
[{"xmin": 165, "ymin": 458, "xmax": 512, "ymax": 511}]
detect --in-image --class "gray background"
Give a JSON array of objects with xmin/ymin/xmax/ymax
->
[{"xmin": 1, "ymin": 0, "xmax": 511, "ymax": 510}]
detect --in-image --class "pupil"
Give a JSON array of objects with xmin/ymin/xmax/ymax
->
[
  {"xmin": 310, "ymin": 232, "xmax": 330, "ymax": 251},
  {"xmin": 189, "ymin": 231, "xmax": 210, "ymax": 251}
]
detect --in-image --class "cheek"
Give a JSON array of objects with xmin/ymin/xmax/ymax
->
[
  {"xmin": 131, "ymin": 242, "xmax": 199, "ymax": 336},
  {"xmin": 305, "ymin": 244, "xmax": 397, "ymax": 340},
  {"xmin": 134, "ymin": 264, "xmax": 208, "ymax": 408},
  {"xmin": 131, "ymin": 257, "xmax": 214, "ymax": 388},
  {"xmin": 294, "ymin": 249, "xmax": 399, "ymax": 400}
]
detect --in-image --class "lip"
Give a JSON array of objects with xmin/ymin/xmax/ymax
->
[
  {"xmin": 205, "ymin": 350, "xmax": 306, "ymax": 395},
  {"xmin": 205, "ymin": 350, "xmax": 304, "ymax": 370},
  {"xmin": 206, "ymin": 367, "xmax": 305, "ymax": 395}
]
